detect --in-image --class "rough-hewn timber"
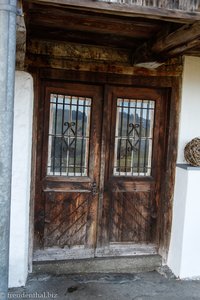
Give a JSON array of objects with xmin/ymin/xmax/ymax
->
[
  {"xmin": 23, "ymin": 0, "xmax": 200, "ymax": 23},
  {"xmin": 95, "ymin": 0, "xmax": 200, "ymax": 12},
  {"xmin": 26, "ymin": 38, "xmax": 183, "ymax": 76},
  {"xmin": 133, "ymin": 21, "xmax": 200, "ymax": 65}
]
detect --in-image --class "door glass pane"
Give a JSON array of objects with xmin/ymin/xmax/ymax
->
[
  {"xmin": 113, "ymin": 98, "xmax": 155, "ymax": 176},
  {"xmin": 47, "ymin": 94, "xmax": 92, "ymax": 176}
]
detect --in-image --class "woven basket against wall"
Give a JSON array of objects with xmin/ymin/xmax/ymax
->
[{"xmin": 184, "ymin": 137, "xmax": 200, "ymax": 166}]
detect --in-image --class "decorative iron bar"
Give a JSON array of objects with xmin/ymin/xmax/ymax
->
[
  {"xmin": 96, "ymin": 0, "xmax": 200, "ymax": 11},
  {"xmin": 113, "ymin": 98, "xmax": 155, "ymax": 176},
  {"xmin": 47, "ymin": 94, "xmax": 92, "ymax": 176}
]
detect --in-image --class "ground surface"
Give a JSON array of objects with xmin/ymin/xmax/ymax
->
[{"xmin": 9, "ymin": 271, "xmax": 200, "ymax": 300}]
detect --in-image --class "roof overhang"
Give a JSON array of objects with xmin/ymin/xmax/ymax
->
[{"xmin": 21, "ymin": 0, "xmax": 200, "ymax": 69}]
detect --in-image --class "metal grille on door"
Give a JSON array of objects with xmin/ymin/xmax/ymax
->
[
  {"xmin": 47, "ymin": 94, "xmax": 92, "ymax": 176},
  {"xmin": 113, "ymin": 98, "xmax": 155, "ymax": 176}
]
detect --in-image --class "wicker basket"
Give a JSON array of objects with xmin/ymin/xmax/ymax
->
[{"xmin": 184, "ymin": 137, "xmax": 200, "ymax": 166}]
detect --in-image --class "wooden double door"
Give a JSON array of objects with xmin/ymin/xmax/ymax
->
[{"xmin": 35, "ymin": 81, "xmax": 167, "ymax": 259}]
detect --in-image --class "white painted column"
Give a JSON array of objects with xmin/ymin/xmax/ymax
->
[
  {"xmin": 9, "ymin": 71, "xmax": 33, "ymax": 287},
  {"xmin": 168, "ymin": 56, "xmax": 200, "ymax": 278},
  {"xmin": 168, "ymin": 165, "xmax": 200, "ymax": 278}
]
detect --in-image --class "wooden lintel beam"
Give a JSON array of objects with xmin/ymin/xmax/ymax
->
[
  {"xmin": 27, "ymin": 39, "xmax": 131, "ymax": 64},
  {"xmin": 26, "ymin": 53, "xmax": 183, "ymax": 77},
  {"xmin": 23, "ymin": 0, "xmax": 200, "ymax": 23}
]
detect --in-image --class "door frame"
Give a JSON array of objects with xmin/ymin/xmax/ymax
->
[{"xmin": 30, "ymin": 68, "xmax": 180, "ymax": 263}]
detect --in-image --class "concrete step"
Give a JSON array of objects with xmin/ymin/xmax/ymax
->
[{"xmin": 33, "ymin": 255, "xmax": 162, "ymax": 275}]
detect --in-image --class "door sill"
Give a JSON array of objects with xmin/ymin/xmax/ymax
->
[
  {"xmin": 95, "ymin": 243, "xmax": 157, "ymax": 257},
  {"xmin": 33, "ymin": 244, "xmax": 157, "ymax": 262},
  {"xmin": 33, "ymin": 246, "xmax": 94, "ymax": 261},
  {"xmin": 33, "ymin": 254, "xmax": 162, "ymax": 274}
]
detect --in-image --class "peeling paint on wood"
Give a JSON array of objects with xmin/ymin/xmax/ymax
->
[
  {"xmin": 96, "ymin": 0, "xmax": 200, "ymax": 11},
  {"xmin": 26, "ymin": 53, "xmax": 183, "ymax": 77},
  {"xmin": 27, "ymin": 40, "xmax": 131, "ymax": 64}
]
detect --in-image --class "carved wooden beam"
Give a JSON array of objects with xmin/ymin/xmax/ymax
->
[{"xmin": 133, "ymin": 21, "xmax": 200, "ymax": 68}]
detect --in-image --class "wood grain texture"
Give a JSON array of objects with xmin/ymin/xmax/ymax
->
[
  {"xmin": 26, "ymin": 53, "xmax": 183, "ymax": 77},
  {"xmin": 152, "ymin": 21, "xmax": 200, "ymax": 53},
  {"xmin": 32, "ymin": 69, "xmax": 180, "ymax": 261},
  {"xmin": 23, "ymin": 0, "xmax": 200, "ymax": 65},
  {"xmin": 97, "ymin": 86, "xmax": 167, "ymax": 247},
  {"xmin": 27, "ymin": 39, "xmax": 131, "ymax": 64},
  {"xmin": 133, "ymin": 22, "xmax": 200, "ymax": 64},
  {"xmin": 44, "ymin": 192, "xmax": 90, "ymax": 247},
  {"xmin": 94, "ymin": 0, "xmax": 200, "ymax": 11},
  {"xmin": 110, "ymin": 191, "xmax": 152, "ymax": 243},
  {"xmin": 25, "ymin": 5, "xmax": 161, "ymax": 39},
  {"xmin": 35, "ymin": 82, "xmax": 103, "ymax": 251},
  {"xmin": 158, "ymin": 78, "xmax": 181, "ymax": 261},
  {"xmin": 23, "ymin": 0, "xmax": 200, "ymax": 23}
]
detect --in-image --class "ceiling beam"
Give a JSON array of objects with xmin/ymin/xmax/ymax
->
[
  {"xmin": 166, "ymin": 39, "xmax": 200, "ymax": 56},
  {"xmin": 26, "ymin": 7, "xmax": 160, "ymax": 39},
  {"xmin": 152, "ymin": 21, "xmax": 200, "ymax": 53},
  {"xmin": 23, "ymin": 0, "xmax": 200, "ymax": 23},
  {"xmin": 133, "ymin": 21, "xmax": 200, "ymax": 68}
]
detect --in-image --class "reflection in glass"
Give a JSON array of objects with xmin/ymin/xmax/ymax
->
[
  {"xmin": 114, "ymin": 98, "xmax": 155, "ymax": 176},
  {"xmin": 47, "ymin": 94, "xmax": 91, "ymax": 176}
]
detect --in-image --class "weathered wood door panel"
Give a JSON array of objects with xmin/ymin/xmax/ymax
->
[
  {"xmin": 97, "ymin": 86, "xmax": 166, "ymax": 253},
  {"xmin": 35, "ymin": 83, "xmax": 103, "ymax": 256},
  {"xmin": 35, "ymin": 82, "xmax": 167, "ymax": 259}
]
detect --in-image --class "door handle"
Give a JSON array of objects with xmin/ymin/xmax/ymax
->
[{"xmin": 91, "ymin": 181, "xmax": 98, "ymax": 196}]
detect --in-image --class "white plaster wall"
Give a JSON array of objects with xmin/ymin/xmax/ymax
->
[
  {"xmin": 167, "ymin": 167, "xmax": 188, "ymax": 277},
  {"xmin": 177, "ymin": 56, "xmax": 200, "ymax": 163},
  {"xmin": 168, "ymin": 56, "xmax": 200, "ymax": 278},
  {"xmin": 9, "ymin": 71, "xmax": 33, "ymax": 287},
  {"xmin": 168, "ymin": 167, "xmax": 200, "ymax": 278},
  {"xmin": 181, "ymin": 170, "xmax": 200, "ymax": 278}
]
